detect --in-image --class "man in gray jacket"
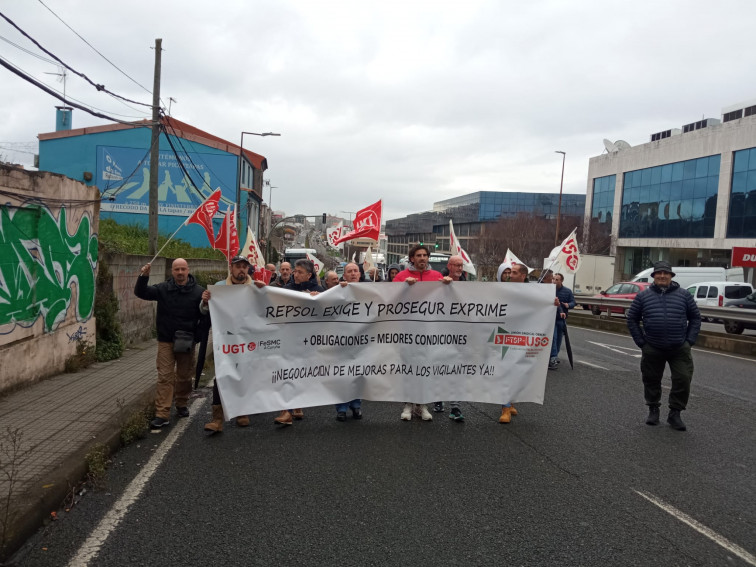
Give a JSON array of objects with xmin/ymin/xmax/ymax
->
[{"xmin": 626, "ymin": 261, "xmax": 701, "ymax": 431}]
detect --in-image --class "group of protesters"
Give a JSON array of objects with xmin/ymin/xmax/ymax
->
[{"xmin": 135, "ymin": 243, "xmax": 698, "ymax": 434}]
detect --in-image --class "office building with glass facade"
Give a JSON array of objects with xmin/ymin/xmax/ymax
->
[
  {"xmin": 386, "ymin": 191, "xmax": 585, "ymax": 265},
  {"xmin": 585, "ymin": 99, "xmax": 756, "ymax": 282}
]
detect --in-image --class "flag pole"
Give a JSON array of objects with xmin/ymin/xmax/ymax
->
[
  {"xmin": 148, "ymin": 222, "xmax": 186, "ymax": 265},
  {"xmin": 538, "ymin": 227, "xmax": 577, "ymax": 283}
]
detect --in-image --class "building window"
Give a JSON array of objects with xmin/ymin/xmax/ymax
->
[
  {"xmin": 591, "ymin": 174, "xmax": 616, "ymax": 225},
  {"xmin": 619, "ymin": 155, "xmax": 720, "ymax": 238},
  {"xmin": 727, "ymin": 147, "xmax": 756, "ymax": 238},
  {"xmin": 723, "ymin": 109, "xmax": 743, "ymax": 123}
]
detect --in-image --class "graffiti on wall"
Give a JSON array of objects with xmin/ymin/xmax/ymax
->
[{"xmin": 0, "ymin": 203, "xmax": 98, "ymax": 333}]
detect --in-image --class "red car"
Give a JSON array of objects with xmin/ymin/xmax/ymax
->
[{"xmin": 591, "ymin": 281, "xmax": 651, "ymax": 315}]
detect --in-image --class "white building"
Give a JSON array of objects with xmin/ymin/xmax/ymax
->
[{"xmin": 585, "ymin": 99, "xmax": 756, "ymax": 283}]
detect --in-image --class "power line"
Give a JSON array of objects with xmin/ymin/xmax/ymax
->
[
  {"xmin": 35, "ymin": 0, "xmax": 152, "ymax": 96},
  {"xmin": 0, "ymin": 54, "xmax": 146, "ymax": 126},
  {"xmin": 0, "ymin": 33, "xmax": 56, "ymax": 64},
  {"xmin": 0, "ymin": 9, "xmax": 153, "ymax": 108}
]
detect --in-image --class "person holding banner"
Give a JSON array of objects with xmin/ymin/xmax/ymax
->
[
  {"xmin": 396, "ymin": 245, "xmax": 451, "ymax": 421},
  {"xmin": 323, "ymin": 270, "xmax": 340, "ymax": 290},
  {"xmin": 266, "ymin": 263, "xmax": 278, "ymax": 286},
  {"xmin": 135, "ymin": 259, "xmax": 206, "ymax": 429},
  {"xmin": 540, "ymin": 270, "xmax": 566, "ymax": 371},
  {"xmin": 334, "ymin": 262, "xmax": 364, "ymax": 421},
  {"xmin": 200, "ymin": 255, "xmax": 258, "ymax": 433},
  {"xmin": 274, "ymin": 259, "xmax": 324, "ymax": 426},
  {"xmin": 434, "ymin": 255, "xmax": 466, "ymax": 421}
]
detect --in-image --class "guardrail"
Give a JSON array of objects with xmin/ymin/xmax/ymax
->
[{"xmin": 574, "ymin": 295, "xmax": 756, "ymax": 324}]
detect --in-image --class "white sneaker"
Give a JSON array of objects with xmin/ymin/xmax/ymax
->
[
  {"xmin": 415, "ymin": 404, "xmax": 433, "ymax": 421},
  {"xmin": 400, "ymin": 403, "xmax": 413, "ymax": 421}
]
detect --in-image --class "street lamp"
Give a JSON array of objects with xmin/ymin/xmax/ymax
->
[
  {"xmin": 554, "ymin": 150, "xmax": 566, "ymax": 247},
  {"xmin": 340, "ymin": 211, "xmax": 356, "ymax": 226},
  {"xmin": 237, "ymin": 131, "xmax": 281, "ymax": 220}
]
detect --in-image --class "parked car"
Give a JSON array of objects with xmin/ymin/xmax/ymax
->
[
  {"xmin": 722, "ymin": 292, "xmax": 756, "ymax": 335},
  {"xmin": 685, "ymin": 281, "xmax": 754, "ymax": 322},
  {"xmin": 591, "ymin": 281, "xmax": 651, "ymax": 315}
]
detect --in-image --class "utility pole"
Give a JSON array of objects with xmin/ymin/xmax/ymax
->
[{"xmin": 148, "ymin": 38, "xmax": 162, "ymax": 256}]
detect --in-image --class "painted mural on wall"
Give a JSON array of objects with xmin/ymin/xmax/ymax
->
[
  {"xmin": 97, "ymin": 146, "xmax": 235, "ymax": 216},
  {"xmin": 0, "ymin": 203, "xmax": 98, "ymax": 333}
]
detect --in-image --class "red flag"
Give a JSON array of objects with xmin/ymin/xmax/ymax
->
[
  {"xmin": 212, "ymin": 206, "xmax": 239, "ymax": 262},
  {"xmin": 334, "ymin": 200, "xmax": 382, "ymax": 245},
  {"xmin": 185, "ymin": 188, "xmax": 222, "ymax": 246}
]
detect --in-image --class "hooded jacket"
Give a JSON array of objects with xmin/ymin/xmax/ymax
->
[
  {"xmin": 386, "ymin": 263, "xmax": 402, "ymax": 282},
  {"xmin": 135, "ymin": 273, "xmax": 205, "ymax": 342},
  {"xmin": 496, "ymin": 261, "xmax": 513, "ymax": 282},
  {"xmin": 626, "ymin": 281, "xmax": 701, "ymax": 349}
]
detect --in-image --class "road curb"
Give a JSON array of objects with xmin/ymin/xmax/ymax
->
[
  {"xmin": 568, "ymin": 312, "xmax": 756, "ymax": 357},
  {"xmin": 4, "ymin": 384, "xmax": 155, "ymax": 560}
]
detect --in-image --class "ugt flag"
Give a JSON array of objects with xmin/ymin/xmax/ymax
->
[
  {"xmin": 449, "ymin": 220, "xmax": 476, "ymax": 276},
  {"xmin": 213, "ymin": 206, "xmax": 239, "ymax": 262},
  {"xmin": 334, "ymin": 200, "xmax": 382, "ymax": 245},
  {"xmin": 185, "ymin": 188, "xmax": 222, "ymax": 246},
  {"xmin": 241, "ymin": 227, "xmax": 265, "ymax": 267}
]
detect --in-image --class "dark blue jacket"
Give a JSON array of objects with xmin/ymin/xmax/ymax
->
[
  {"xmin": 284, "ymin": 277, "xmax": 324, "ymax": 293},
  {"xmin": 626, "ymin": 281, "xmax": 701, "ymax": 349},
  {"xmin": 556, "ymin": 285, "xmax": 576, "ymax": 318}
]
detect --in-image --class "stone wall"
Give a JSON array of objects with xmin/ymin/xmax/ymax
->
[{"xmin": 0, "ymin": 165, "xmax": 100, "ymax": 391}]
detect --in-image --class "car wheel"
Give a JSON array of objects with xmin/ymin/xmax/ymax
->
[
  {"xmin": 591, "ymin": 306, "xmax": 601, "ymax": 316},
  {"xmin": 724, "ymin": 321, "xmax": 744, "ymax": 334}
]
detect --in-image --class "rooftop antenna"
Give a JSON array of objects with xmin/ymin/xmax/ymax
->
[
  {"xmin": 168, "ymin": 97, "xmax": 177, "ymax": 115},
  {"xmin": 602, "ymin": 139, "xmax": 618, "ymax": 153},
  {"xmin": 44, "ymin": 65, "xmax": 68, "ymax": 103}
]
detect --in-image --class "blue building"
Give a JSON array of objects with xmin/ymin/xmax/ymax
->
[{"xmin": 38, "ymin": 112, "xmax": 268, "ymax": 247}]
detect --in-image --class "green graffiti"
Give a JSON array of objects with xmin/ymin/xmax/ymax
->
[{"xmin": 0, "ymin": 204, "xmax": 98, "ymax": 333}]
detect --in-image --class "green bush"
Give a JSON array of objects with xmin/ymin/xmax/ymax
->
[
  {"xmin": 193, "ymin": 270, "xmax": 228, "ymax": 288},
  {"xmin": 98, "ymin": 219, "xmax": 222, "ymax": 259},
  {"xmin": 94, "ymin": 257, "xmax": 124, "ymax": 362},
  {"xmin": 64, "ymin": 340, "xmax": 96, "ymax": 372}
]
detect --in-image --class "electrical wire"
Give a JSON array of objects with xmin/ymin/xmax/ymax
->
[
  {"xmin": 0, "ymin": 54, "xmax": 147, "ymax": 126},
  {"xmin": 159, "ymin": 122, "xmax": 215, "ymax": 207},
  {"xmin": 0, "ymin": 33, "xmax": 56, "ymax": 64},
  {"xmin": 34, "ymin": 0, "xmax": 152, "ymax": 96},
  {"xmin": 0, "ymin": 9, "xmax": 153, "ymax": 108}
]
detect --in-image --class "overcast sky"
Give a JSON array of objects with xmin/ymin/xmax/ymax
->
[{"xmin": 2, "ymin": 0, "xmax": 756, "ymax": 222}]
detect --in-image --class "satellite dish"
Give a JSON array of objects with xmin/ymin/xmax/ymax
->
[
  {"xmin": 615, "ymin": 140, "xmax": 632, "ymax": 150},
  {"xmin": 603, "ymin": 139, "xmax": 618, "ymax": 153}
]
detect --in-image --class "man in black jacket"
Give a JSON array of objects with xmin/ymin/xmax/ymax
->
[
  {"xmin": 135, "ymin": 258, "xmax": 205, "ymax": 429},
  {"xmin": 627, "ymin": 261, "xmax": 701, "ymax": 431}
]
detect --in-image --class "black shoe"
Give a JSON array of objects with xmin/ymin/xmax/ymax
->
[
  {"xmin": 351, "ymin": 408, "xmax": 362, "ymax": 420},
  {"xmin": 433, "ymin": 402, "xmax": 444, "ymax": 413},
  {"xmin": 176, "ymin": 406, "xmax": 190, "ymax": 418},
  {"xmin": 646, "ymin": 406, "xmax": 660, "ymax": 425},
  {"xmin": 336, "ymin": 412, "xmax": 347, "ymax": 422},
  {"xmin": 667, "ymin": 409, "xmax": 687, "ymax": 431},
  {"xmin": 548, "ymin": 360, "xmax": 558, "ymax": 370},
  {"xmin": 150, "ymin": 417, "xmax": 169, "ymax": 429},
  {"xmin": 449, "ymin": 407, "xmax": 465, "ymax": 422}
]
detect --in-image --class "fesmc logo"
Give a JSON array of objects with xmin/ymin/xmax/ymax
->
[{"xmin": 488, "ymin": 326, "xmax": 549, "ymax": 359}]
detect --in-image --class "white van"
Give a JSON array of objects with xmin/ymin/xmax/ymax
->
[
  {"xmin": 631, "ymin": 266, "xmax": 744, "ymax": 288},
  {"xmin": 685, "ymin": 281, "xmax": 754, "ymax": 321}
]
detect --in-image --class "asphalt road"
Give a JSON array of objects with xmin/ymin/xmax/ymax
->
[{"xmin": 14, "ymin": 327, "xmax": 756, "ymax": 566}]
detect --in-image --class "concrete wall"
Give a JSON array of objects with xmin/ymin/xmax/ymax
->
[
  {"xmin": 0, "ymin": 165, "xmax": 100, "ymax": 391},
  {"xmin": 108, "ymin": 254, "xmax": 226, "ymax": 345}
]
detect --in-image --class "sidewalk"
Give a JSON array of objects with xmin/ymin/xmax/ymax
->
[{"xmin": 0, "ymin": 340, "xmax": 161, "ymax": 557}]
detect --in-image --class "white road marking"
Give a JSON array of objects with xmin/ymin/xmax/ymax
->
[
  {"xmin": 587, "ymin": 340, "xmax": 642, "ymax": 358},
  {"xmin": 576, "ymin": 360, "xmax": 609, "ymax": 370},
  {"xmin": 634, "ymin": 489, "xmax": 756, "ymax": 566},
  {"xmin": 577, "ymin": 327, "xmax": 756, "ymax": 363},
  {"xmin": 67, "ymin": 398, "xmax": 206, "ymax": 567}
]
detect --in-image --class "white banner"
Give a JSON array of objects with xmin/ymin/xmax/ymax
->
[{"xmin": 209, "ymin": 282, "xmax": 556, "ymax": 418}]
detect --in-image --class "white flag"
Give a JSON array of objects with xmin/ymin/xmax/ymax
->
[
  {"xmin": 363, "ymin": 246, "xmax": 374, "ymax": 270},
  {"xmin": 326, "ymin": 222, "xmax": 344, "ymax": 251},
  {"xmin": 548, "ymin": 229, "xmax": 581, "ymax": 274},
  {"xmin": 505, "ymin": 249, "xmax": 532, "ymax": 274},
  {"xmin": 240, "ymin": 227, "xmax": 265, "ymax": 268},
  {"xmin": 449, "ymin": 220, "xmax": 476, "ymax": 276},
  {"xmin": 306, "ymin": 252, "xmax": 323, "ymax": 275}
]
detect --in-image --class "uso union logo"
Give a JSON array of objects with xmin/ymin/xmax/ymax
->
[{"xmin": 489, "ymin": 326, "xmax": 549, "ymax": 359}]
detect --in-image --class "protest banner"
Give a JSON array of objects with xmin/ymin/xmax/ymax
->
[{"xmin": 209, "ymin": 281, "xmax": 555, "ymax": 419}]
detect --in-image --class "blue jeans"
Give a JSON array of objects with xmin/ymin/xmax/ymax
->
[
  {"xmin": 551, "ymin": 319, "xmax": 566, "ymax": 359},
  {"xmin": 335, "ymin": 399, "xmax": 361, "ymax": 413}
]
